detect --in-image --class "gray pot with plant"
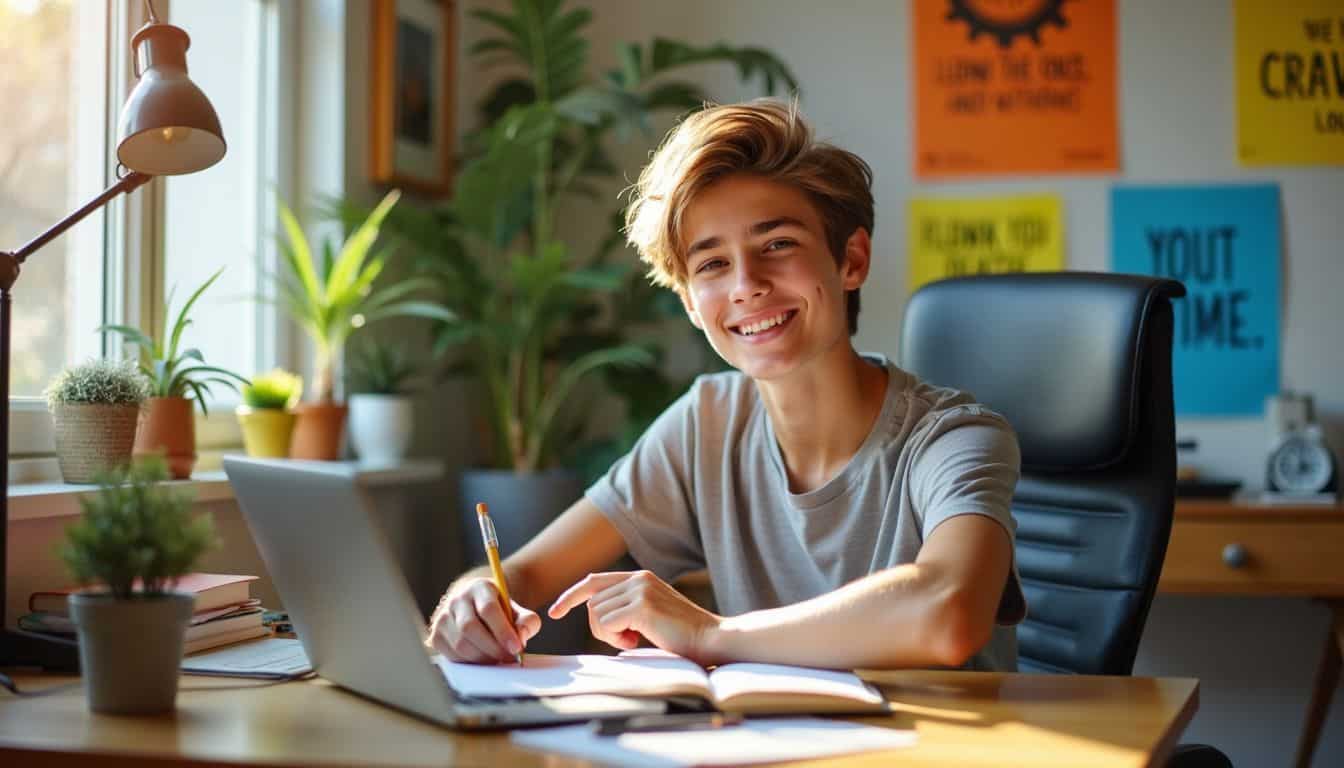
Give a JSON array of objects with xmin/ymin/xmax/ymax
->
[
  {"xmin": 347, "ymin": 340, "xmax": 421, "ymax": 465},
  {"xmin": 60, "ymin": 458, "xmax": 218, "ymax": 714},
  {"xmin": 336, "ymin": 0, "xmax": 795, "ymax": 651},
  {"xmin": 45, "ymin": 359, "xmax": 151, "ymax": 483}
]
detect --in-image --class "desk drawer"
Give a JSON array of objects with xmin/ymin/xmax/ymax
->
[{"xmin": 1159, "ymin": 517, "xmax": 1344, "ymax": 595}]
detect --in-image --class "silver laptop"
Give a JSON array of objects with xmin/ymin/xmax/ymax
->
[{"xmin": 223, "ymin": 456, "xmax": 663, "ymax": 728}]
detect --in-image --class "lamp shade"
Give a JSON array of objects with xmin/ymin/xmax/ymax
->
[{"xmin": 116, "ymin": 22, "xmax": 225, "ymax": 176}]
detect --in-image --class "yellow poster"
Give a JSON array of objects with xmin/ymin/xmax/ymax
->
[
  {"xmin": 1237, "ymin": 0, "xmax": 1344, "ymax": 166},
  {"xmin": 908, "ymin": 195, "xmax": 1065, "ymax": 295}
]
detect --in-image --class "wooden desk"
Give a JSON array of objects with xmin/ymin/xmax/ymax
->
[
  {"xmin": 1161, "ymin": 498, "xmax": 1344, "ymax": 768},
  {"xmin": 0, "ymin": 670, "xmax": 1197, "ymax": 767}
]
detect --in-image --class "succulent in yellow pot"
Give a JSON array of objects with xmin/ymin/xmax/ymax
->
[{"xmin": 235, "ymin": 369, "xmax": 303, "ymax": 457}]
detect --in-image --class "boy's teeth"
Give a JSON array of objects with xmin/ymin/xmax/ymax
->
[{"xmin": 740, "ymin": 311, "xmax": 789, "ymax": 335}]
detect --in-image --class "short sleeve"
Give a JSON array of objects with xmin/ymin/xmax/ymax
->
[
  {"xmin": 909, "ymin": 407, "xmax": 1027, "ymax": 625},
  {"xmin": 585, "ymin": 385, "xmax": 706, "ymax": 581}
]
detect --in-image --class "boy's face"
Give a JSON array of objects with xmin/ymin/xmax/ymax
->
[{"xmin": 677, "ymin": 174, "xmax": 869, "ymax": 381}]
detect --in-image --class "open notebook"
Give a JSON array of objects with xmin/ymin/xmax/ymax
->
[{"xmin": 437, "ymin": 649, "xmax": 888, "ymax": 715}]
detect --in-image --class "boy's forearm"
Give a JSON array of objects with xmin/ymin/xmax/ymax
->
[{"xmin": 702, "ymin": 564, "xmax": 982, "ymax": 670}]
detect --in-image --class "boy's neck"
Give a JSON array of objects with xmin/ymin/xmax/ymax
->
[{"xmin": 755, "ymin": 343, "xmax": 889, "ymax": 494}]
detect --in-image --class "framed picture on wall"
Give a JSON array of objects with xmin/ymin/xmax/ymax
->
[{"xmin": 370, "ymin": 0, "xmax": 456, "ymax": 196}]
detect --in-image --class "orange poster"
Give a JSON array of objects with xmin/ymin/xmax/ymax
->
[{"xmin": 912, "ymin": 0, "xmax": 1118, "ymax": 178}]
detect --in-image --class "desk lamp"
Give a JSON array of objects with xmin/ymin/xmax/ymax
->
[{"xmin": 0, "ymin": 0, "xmax": 225, "ymax": 671}]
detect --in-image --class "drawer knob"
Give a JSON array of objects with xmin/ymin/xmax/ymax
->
[{"xmin": 1222, "ymin": 543, "xmax": 1249, "ymax": 569}]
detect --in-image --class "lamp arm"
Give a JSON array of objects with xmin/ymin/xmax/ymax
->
[{"xmin": 1, "ymin": 171, "xmax": 153, "ymax": 286}]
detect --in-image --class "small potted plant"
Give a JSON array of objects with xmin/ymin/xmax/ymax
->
[
  {"xmin": 60, "ymin": 458, "xmax": 218, "ymax": 714},
  {"xmin": 101, "ymin": 268, "xmax": 250, "ymax": 478},
  {"xmin": 346, "ymin": 341, "xmax": 420, "ymax": 465},
  {"xmin": 45, "ymin": 359, "xmax": 151, "ymax": 483},
  {"xmin": 235, "ymin": 369, "xmax": 303, "ymax": 458},
  {"xmin": 274, "ymin": 189, "xmax": 452, "ymax": 460}
]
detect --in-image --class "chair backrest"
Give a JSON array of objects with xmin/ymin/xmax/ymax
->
[{"xmin": 900, "ymin": 272, "xmax": 1186, "ymax": 675}]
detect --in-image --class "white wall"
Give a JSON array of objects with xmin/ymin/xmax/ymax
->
[{"xmin": 452, "ymin": 1, "xmax": 1344, "ymax": 765}]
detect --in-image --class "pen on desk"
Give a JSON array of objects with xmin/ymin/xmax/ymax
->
[
  {"xmin": 475, "ymin": 502, "xmax": 524, "ymax": 665},
  {"xmin": 593, "ymin": 712, "xmax": 745, "ymax": 736}
]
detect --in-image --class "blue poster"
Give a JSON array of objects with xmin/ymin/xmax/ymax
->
[{"xmin": 1111, "ymin": 184, "xmax": 1281, "ymax": 416}]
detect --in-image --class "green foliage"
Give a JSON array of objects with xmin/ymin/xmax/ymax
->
[
  {"xmin": 58, "ymin": 458, "xmax": 218, "ymax": 601},
  {"xmin": 44, "ymin": 359, "xmax": 151, "ymax": 409},
  {"xmin": 99, "ymin": 268, "xmax": 250, "ymax": 416},
  {"xmin": 347, "ymin": 341, "xmax": 422, "ymax": 396},
  {"xmin": 242, "ymin": 369, "xmax": 303, "ymax": 410},
  {"xmin": 343, "ymin": 0, "xmax": 795, "ymax": 472},
  {"xmin": 274, "ymin": 189, "xmax": 455, "ymax": 404}
]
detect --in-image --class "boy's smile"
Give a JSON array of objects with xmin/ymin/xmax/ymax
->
[{"xmin": 678, "ymin": 174, "xmax": 867, "ymax": 380}]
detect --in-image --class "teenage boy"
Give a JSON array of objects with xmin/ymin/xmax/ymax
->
[{"xmin": 428, "ymin": 99, "xmax": 1026, "ymax": 671}]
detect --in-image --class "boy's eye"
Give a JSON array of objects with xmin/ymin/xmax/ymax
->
[
  {"xmin": 765, "ymin": 239, "xmax": 796, "ymax": 251},
  {"xmin": 695, "ymin": 258, "xmax": 726, "ymax": 274}
]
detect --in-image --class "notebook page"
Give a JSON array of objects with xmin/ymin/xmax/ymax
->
[
  {"xmin": 707, "ymin": 663, "xmax": 885, "ymax": 707},
  {"xmin": 511, "ymin": 717, "xmax": 917, "ymax": 767},
  {"xmin": 437, "ymin": 653, "xmax": 710, "ymax": 699}
]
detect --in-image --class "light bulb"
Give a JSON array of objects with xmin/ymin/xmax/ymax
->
[
  {"xmin": 159, "ymin": 126, "xmax": 192, "ymax": 143},
  {"xmin": 351, "ymin": 314, "xmax": 366, "ymax": 329}
]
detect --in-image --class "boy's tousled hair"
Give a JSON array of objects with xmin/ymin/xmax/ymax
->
[{"xmin": 624, "ymin": 98, "xmax": 874, "ymax": 335}]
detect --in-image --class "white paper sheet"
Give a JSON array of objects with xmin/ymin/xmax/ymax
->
[
  {"xmin": 437, "ymin": 653, "xmax": 710, "ymax": 698},
  {"xmin": 510, "ymin": 717, "xmax": 917, "ymax": 767},
  {"xmin": 706, "ymin": 663, "xmax": 885, "ymax": 706}
]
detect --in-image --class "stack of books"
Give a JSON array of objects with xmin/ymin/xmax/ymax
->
[{"xmin": 20, "ymin": 573, "xmax": 270, "ymax": 655}]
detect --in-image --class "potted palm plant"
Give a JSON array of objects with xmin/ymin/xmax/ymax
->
[
  {"xmin": 236, "ymin": 369, "xmax": 303, "ymax": 458},
  {"xmin": 60, "ymin": 458, "xmax": 217, "ymax": 714},
  {"xmin": 101, "ymin": 268, "xmax": 250, "ymax": 479},
  {"xmin": 274, "ymin": 189, "xmax": 453, "ymax": 460},
  {"xmin": 346, "ymin": 340, "xmax": 420, "ymax": 466},
  {"xmin": 44, "ymin": 359, "xmax": 152, "ymax": 483},
  {"xmin": 336, "ymin": 0, "xmax": 795, "ymax": 652}
]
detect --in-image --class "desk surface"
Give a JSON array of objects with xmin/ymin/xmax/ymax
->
[{"xmin": 0, "ymin": 670, "xmax": 1197, "ymax": 768}]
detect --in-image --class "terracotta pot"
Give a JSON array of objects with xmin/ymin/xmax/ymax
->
[
  {"xmin": 289, "ymin": 402, "xmax": 348, "ymax": 460},
  {"xmin": 50, "ymin": 402, "xmax": 141, "ymax": 483},
  {"xmin": 134, "ymin": 396, "xmax": 196, "ymax": 479},
  {"xmin": 236, "ymin": 406, "xmax": 296, "ymax": 458}
]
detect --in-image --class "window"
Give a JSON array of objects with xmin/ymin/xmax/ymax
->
[
  {"xmin": 0, "ymin": 0, "xmax": 110, "ymax": 399},
  {"xmin": 161, "ymin": 0, "xmax": 285, "ymax": 412},
  {"xmin": 3, "ymin": 0, "xmax": 290, "ymax": 476}
]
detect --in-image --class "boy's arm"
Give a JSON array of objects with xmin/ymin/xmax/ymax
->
[
  {"xmin": 549, "ymin": 512, "xmax": 1011, "ymax": 669},
  {"xmin": 703, "ymin": 513, "xmax": 1012, "ymax": 669}
]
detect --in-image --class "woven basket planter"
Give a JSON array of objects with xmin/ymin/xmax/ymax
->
[{"xmin": 51, "ymin": 403, "xmax": 141, "ymax": 483}]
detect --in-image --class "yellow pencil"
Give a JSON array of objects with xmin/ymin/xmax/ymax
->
[{"xmin": 475, "ymin": 502, "xmax": 523, "ymax": 665}]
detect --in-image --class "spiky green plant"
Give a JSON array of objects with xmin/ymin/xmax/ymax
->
[
  {"xmin": 347, "ymin": 341, "xmax": 422, "ymax": 396},
  {"xmin": 44, "ymin": 359, "xmax": 151, "ymax": 408},
  {"xmin": 59, "ymin": 458, "xmax": 218, "ymax": 600},
  {"xmin": 275, "ymin": 189, "xmax": 455, "ymax": 404},
  {"xmin": 241, "ymin": 369, "xmax": 303, "ymax": 410},
  {"xmin": 99, "ymin": 268, "xmax": 249, "ymax": 416},
  {"xmin": 334, "ymin": 0, "xmax": 795, "ymax": 472}
]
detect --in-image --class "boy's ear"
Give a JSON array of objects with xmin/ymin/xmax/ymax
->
[
  {"xmin": 840, "ymin": 227, "xmax": 873, "ymax": 291},
  {"xmin": 678, "ymin": 286, "xmax": 704, "ymax": 330}
]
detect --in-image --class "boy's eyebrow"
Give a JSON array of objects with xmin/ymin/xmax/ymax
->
[{"xmin": 685, "ymin": 217, "xmax": 809, "ymax": 259}]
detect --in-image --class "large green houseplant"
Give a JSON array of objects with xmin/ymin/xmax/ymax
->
[
  {"xmin": 101, "ymin": 268, "xmax": 250, "ymax": 478},
  {"xmin": 274, "ymin": 189, "xmax": 453, "ymax": 459},
  {"xmin": 336, "ymin": 0, "xmax": 795, "ymax": 652},
  {"xmin": 60, "ymin": 459, "xmax": 217, "ymax": 714}
]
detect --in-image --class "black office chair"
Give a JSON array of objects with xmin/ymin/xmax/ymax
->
[{"xmin": 901, "ymin": 272, "xmax": 1230, "ymax": 768}]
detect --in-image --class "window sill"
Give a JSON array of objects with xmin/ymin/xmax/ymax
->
[
  {"xmin": 8, "ymin": 470, "xmax": 235, "ymax": 522},
  {"xmin": 7, "ymin": 458, "xmax": 444, "ymax": 522}
]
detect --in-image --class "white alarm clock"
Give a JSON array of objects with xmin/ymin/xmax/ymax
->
[{"xmin": 1266, "ymin": 423, "xmax": 1338, "ymax": 495}]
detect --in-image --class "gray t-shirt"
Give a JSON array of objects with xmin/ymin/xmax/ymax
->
[{"xmin": 586, "ymin": 356, "xmax": 1027, "ymax": 671}]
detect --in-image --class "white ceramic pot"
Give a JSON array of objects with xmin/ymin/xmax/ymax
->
[{"xmin": 348, "ymin": 394, "xmax": 413, "ymax": 465}]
